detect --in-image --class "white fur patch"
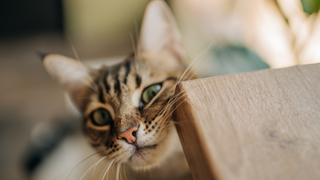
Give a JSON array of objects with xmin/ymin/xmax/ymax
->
[{"xmin": 131, "ymin": 89, "xmax": 141, "ymax": 107}]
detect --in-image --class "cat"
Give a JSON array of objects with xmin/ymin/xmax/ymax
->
[{"xmin": 41, "ymin": 1, "xmax": 193, "ymax": 179}]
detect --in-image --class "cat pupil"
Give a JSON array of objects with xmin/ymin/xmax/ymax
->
[
  {"xmin": 101, "ymin": 112, "xmax": 106, "ymax": 119},
  {"xmin": 151, "ymin": 91, "xmax": 156, "ymax": 96}
]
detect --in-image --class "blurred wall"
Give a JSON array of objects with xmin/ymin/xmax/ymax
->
[
  {"xmin": 63, "ymin": 0, "xmax": 150, "ymax": 58},
  {"xmin": 64, "ymin": 0, "xmax": 148, "ymax": 41}
]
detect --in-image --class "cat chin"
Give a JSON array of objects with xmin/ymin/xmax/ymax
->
[
  {"xmin": 126, "ymin": 124, "xmax": 182, "ymax": 171},
  {"xmin": 127, "ymin": 145, "xmax": 163, "ymax": 169}
]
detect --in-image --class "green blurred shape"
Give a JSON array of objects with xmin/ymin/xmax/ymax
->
[
  {"xmin": 301, "ymin": 0, "xmax": 320, "ymax": 14},
  {"xmin": 209, "ymin": 46, "xmax": 270, "ymax": 76}
]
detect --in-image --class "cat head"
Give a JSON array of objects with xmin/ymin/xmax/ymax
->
[{"xmin": 42, "ymin": 0, "xmax": 188, "ymax": 169}]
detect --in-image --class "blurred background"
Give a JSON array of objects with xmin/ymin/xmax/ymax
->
[{"xmin": 0, "ymin": 0, "xmax": 320, "ymax": 179}]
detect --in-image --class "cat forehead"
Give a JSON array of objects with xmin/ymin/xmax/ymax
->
[
  {"xmin": 93, "ymin": 60, "xmax": 166, "ymax": 95},
  {"xmin": 99, "ymin": 55, "xmax": 179, "ymax": 84}
]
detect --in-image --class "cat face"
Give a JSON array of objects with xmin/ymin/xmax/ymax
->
[
  {"xmin": 42, "ymin": 1, "xmax": 188, "ymax": 170},
  {"xmin": 83, "ymin": 53, "xmax": 186, "ymax": 169}
]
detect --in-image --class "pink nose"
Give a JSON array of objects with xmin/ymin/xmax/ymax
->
[{"xmin": 117, "ymin": 127, "xmax": 138, "ymax": 143}]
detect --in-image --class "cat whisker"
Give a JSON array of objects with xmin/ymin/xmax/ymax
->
[
  {"xmin": 100, "ymin": 157, "xmax": 116, "ymax": 180},
  {"xmin": 65, "ymin": 148, "xmax": 107, "ymax": 180},
  {"xmin": 167, "ymin": 90, "xmax": 186, "ymax": 107},
  {"xmin": 178, "ymin": 52, "xmax": 208, "ymax": 83},
  {"xmin": 134, "ymin": 19, "xmax": 140, "ymax": 61},
  {"xmin": 66, "ymin": 34, "xmax": 80, "ymax": 61},
  {"xmin": 185, "ymin": 60, "xmax": 206, "ymax": 81},
  {"xmin": 161, "ymin": 99, "xmax": 185, "ymax": 123},
  {"xmin": 161, "ymin": 96, "xmax": 188, "ymax": 125},
  {"xmin": 158, "ymin": 121, "xmax": 176, "ymax": 134},
  {"xmin": 158, "ymin": 121, "xmax": 175, "ymax": 131},
  {"xmin": 159, "ymin": 102, "xmax": 185, "ymax": 126},
  {"xmin": 123, "ymin": 164, "xmax": 127, "ymax": 180},
  {"xmin": 162, "ymin": 120, "xmax": 192, "ymax": 130},
  {"xmin": 155, "ymin": 98, "xmax": 176, "ymax": 120},
  {"xmin": 174, "ymin": 71, "xmax": 183, "ymax": 89},
  {"xmin": 92, "ymin": 156, "xmax": 109, "ymax": 179},
  {"xmin": 161, "ymin": 66, "xmax": 205, "ymax": 125},
  {"xmin": 158, "ymin": 110, "xmax": 184, "ymax": 133},
  {"xmin": 66, "ymin": 37, "xmax": 100, "ymax": 92},
  {"xmin": 79, "ymin": 156, "xmax": 107, "ymax": 180},
  {"xmin": 168, "ymin": 89, "xmax": 185, "ymax": 101},
  {"xmin": 159, "ymin": 89, "xmax": 186, "ymax": 118},
  {"xmin": 116, "ymin": 163, "xmax": 121, "ymax": 180},
  {"xmin": 188, "ymin": 53, "xmax": 218, "ymax": 80},
  {"xmin": 177, "ymin": 40, "xmax": 214, "ymax": 84},
  {"xmin": 161, "ymin": 117, "xmax": 187, "ymax": 132},
  {"xmin": 178, "ymin": 61, "xmax": 198, "ymax": 82},
  {"xmin": 161, "ymin": 92, "xmax": 187, "ymax": 120},
  {"xmin": 129, "ymin": 32, "xmax": 137, "ymax": 60},
  {"xmin": 157, "ymin": 90, "xmax": 178, "ymax": 115},
  {"xmin": 51, "ymin": 168, "xmax": 71, "ymax": 180}
]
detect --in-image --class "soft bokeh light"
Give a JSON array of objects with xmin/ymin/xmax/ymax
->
[{"xmin": 172, "ymin": 0, "xmax": 320, "ymax": 69}]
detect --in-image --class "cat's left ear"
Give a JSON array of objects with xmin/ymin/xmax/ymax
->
[
  {"xmin": 42, "ymin": 54, "xmax": 96, "ymax": 110},
  {"xmin": 138, "ymin": 0, "xmax": 187, "ymax": 64}
]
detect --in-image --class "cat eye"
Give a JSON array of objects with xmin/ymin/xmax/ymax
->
[
  {"xmin": 91, "ymin": 108, "xmax": 112, "ymax": 126},
  {"xmin": 141, "ymin": 84, "xmax": 162, "ymax": 104}
]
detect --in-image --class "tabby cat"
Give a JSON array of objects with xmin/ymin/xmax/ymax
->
[{"xmin": 42, "ymin": 1, "xmax": 193, "ymax": 179}]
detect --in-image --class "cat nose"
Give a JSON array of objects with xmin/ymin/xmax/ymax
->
[{"xmin": 117, "ymin": 127, "xmax": 138, "ymax": 144}]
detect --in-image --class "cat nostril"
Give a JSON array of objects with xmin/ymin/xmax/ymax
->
[{"xmin": 117, "ymin": 126, "xmax": 138, "ymax": 144}]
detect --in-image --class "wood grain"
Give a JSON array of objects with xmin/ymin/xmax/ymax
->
[{"xmin": 174, "ymin": 63, "xmax": 320, "ymax": 180}]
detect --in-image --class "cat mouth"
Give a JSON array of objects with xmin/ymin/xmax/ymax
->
[
  {"xmin": 129, "ymin": 144, "xmax": 157, "ymax": 160},
  {"xmin": 137, "ymin": 144, "xmax": 157, "ymax": 151}
]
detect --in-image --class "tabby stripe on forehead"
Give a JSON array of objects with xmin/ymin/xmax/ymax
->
[
  {"xmin": 103, "ymin": 71, "xmax": 110, "ymax": 94},
  {"xmin": 98, "ymin": 85, "xmax": 105, "ymax": 103},
  {"xmin": 136, "ymin": 74, "xmax": 141, "ymax": 88},
  {"xmin": 123, "ymin": 61, "xmax": 131, "ymax": 85},
  {"xmin": 114, "ymin": 71, "xmax": 121, "ymax": 95}
]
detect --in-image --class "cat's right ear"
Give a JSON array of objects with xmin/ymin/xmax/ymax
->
[
  {"xmin": 41, "ymin": 54, "xmax": 96, "ymax": 110},
  {"xmin": 138, "ymin": 0, "xmax": 187, "ymax": 64}
]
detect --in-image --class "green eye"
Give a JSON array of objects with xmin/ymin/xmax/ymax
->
[
  {"xmin": 91, "ymin": 109, "xmax": 112, "ymax": 126},
  {"xmin": 141, "ymin": 84, "xmax": 162, "ymax": 104}
]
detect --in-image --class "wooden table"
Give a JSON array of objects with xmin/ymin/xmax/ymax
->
[{"xmin": 175, "ymin": 64, "xmax": 320, "ymax": 180}]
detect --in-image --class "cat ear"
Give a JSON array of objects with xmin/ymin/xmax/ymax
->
[
  {"xmin": 138, "ymin": 0, "xmax": 187, "ymax": 62},
  {"xmin": 42, "ymin": 54, "xmax": 96, "ymax": 110}
]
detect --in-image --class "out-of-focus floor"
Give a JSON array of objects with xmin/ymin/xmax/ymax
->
[{"xmin": 0, "ymin": 33, "xmax": 131, "ymax": 180}]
